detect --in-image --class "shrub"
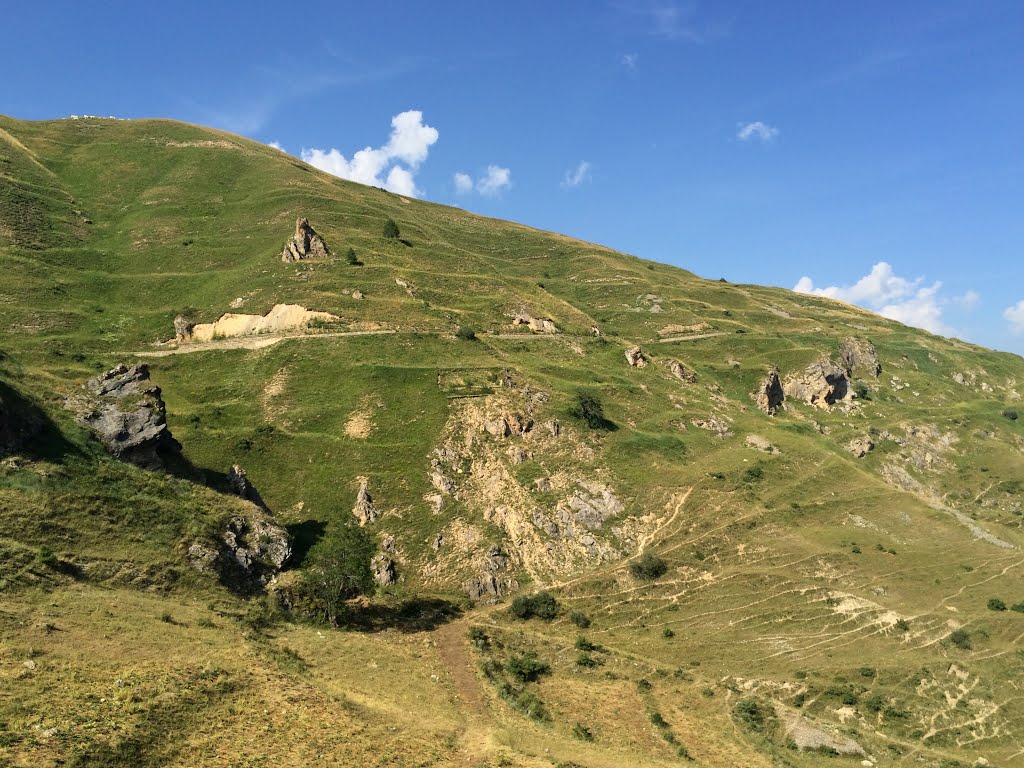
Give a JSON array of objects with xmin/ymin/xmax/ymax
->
[
  {"xmin": 637, "ymin": 678, "xmax": 653, "ymax": 691},
  {"xmin": 649, "ymin": 711, "xmax": 668, "ymax": 728},
  {"xmin": 506, "ymin": 652, "xmax": 550, "ymax": 683},
  {"xmin": 569, "ymin": 390, "xmax": 612, "ymax": 430},
  {"xmin": 1011, "ymin": 602, "xmax": 1024, "ymax": 613},
  {"xmin": 509, "ymin": 591, "xmax": 559, "ymax": 621},
  {"xmin": 160, "ymin": 612, "xmax": 173, "ymax": 623},
  {"xmin": 734, "ymin": 698, "xmax": 772, "ymax": 732},
  {"xmin": 701, "ymin": 687, "xmax": 715, "ymax": 697},
  {"xmin": 859, "ymin": 667, "xmax": 876, "ymax": 678},
  {"xmin": 571, "ymin": 722, "xmax": 594, "ymax": 741},
  {"xmin": 629, "ymin": 552, "xmax": 668, "ymax": 581},
  {"xmin": 344, "ymin": 247, "xmax": 359, "ymax": 265},
  {"xmin": 576, "ymin": 652, "xmax": 598, "ymax": 668},
  {"xmin": 455, "ymin": 325, "xmax": 477, "ymax": 341},
  {"xmin": 568, "ymin": 611, "xmax": 591, "ymax": 628},
  {"xmin": 895, "ymin": 618, "xmax": 910, "ymax": 632},
  {"xmin": 467, "ymin": 626, "xmax": 489, "ymax": 650},
  {"xmin": 512, "ymin": 690, "xmax": 548, "ymax": 721},
  {"xmin": 988, "ymin": 597, "xmax": 1007, "ymax": 611},
  {"xmin": 294, "ymin": 523, "xmax": 374, "ymax": 625},
  {"xmin": 742, "ymin": 465, "xmax": 764, "ymax": 483},
  {"xmin": 382, "ymin": 218, "xmax": 400, "ymax": 239},
  {"xmin": 663, "ymin": 627, "xmax": 675, "ymax": 638},
  {"xmin": 1002, "ymin": 409, "xmax": 1019, "ymax": 421},
  {"xmin": 574, "ymin": 636, "xmax": 597, "ymax": 651},
  {"xmin": 864, "ymin": 694, "xmax": 885, "ymax": 713},
  {"xmin": 949, "ymin": 629, "xmax": 972, "ymax": 650}
]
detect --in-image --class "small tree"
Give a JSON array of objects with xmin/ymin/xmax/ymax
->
[
  {"xmin": 344, "ymin": 247, "xmax": 359, "ymax": 265},
  {"xmin": 630, "ymin": 551, "xmax": 668, "ymax": 580},
  {"xmin": 988, "ymin": 597, "xmax": 1007, "ymax": 611},
  {"xmin": 296, "ymin": 522, "xmax": 374, "ymax": 625},
  {"xmin": 455, "ymin": 325, "xmax": 476, "ymax": 341},
  {"xmin": 382, "ymin": 218, "xmax": 400, "ymax": 239},
  {"xmin": 570, "ymin": 390, "xmax": 611, "ymax": 429},
  {"xmin": 949, "ymin": 628, "xmax": 972, "ymax": 650}
]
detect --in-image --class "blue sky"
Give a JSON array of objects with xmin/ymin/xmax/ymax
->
[{"xmin": 4, "ymin": 1, "xmax": 1024, "ymax": 355}]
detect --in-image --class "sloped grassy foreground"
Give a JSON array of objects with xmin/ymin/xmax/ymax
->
[{"xmin": 2, "ymin": 115, "xmax": 1024, "ymax": 767}]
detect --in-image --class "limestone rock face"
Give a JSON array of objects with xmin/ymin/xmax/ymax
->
[
  {"xmin": 784, "ymin": 359, "xmax": 851, "ymax": 409},
  {"xmin": 187, "ymin": 510, "xmax": 291, "ymax": 594},
  {"xmin": 80, "ymin": 364, "xmax": 181, "ymax": 469},
  {"xmin": 352, "ymin": 478, "xmax": 378, "ymax": 525},
  {"xmin": 839, "ymin": 337, "xmax": 881, "ymax": 377},
  {"xmin": 465, "ymin": 545, "xmax": 512, "ymax": 602},
  {"xmin": 665, "ymin": 358, "xmax": 697, "ymax": 383},
  {"xmin": 371, "ymin": 553, "xmax": 397, "ymax": 586},
  {"xmin": 846, "ymin": 435, "xmax": 875, "ymax": 458},
  {"xmin": 624, "ymin": 346, "xmax": 649, "ymax": 368},
  {"xmin": 752, "ymin": 369, "xmax": 785, "ymax": 414},
  {"xmin": 281, "ymin": 217, "xmax": 331, "ymax": 262},
  {"xmin": 173, "ymin": 315, "xmax": 193, "ymax": 342},
  {"xmin": 511, "ymin": 313, "xmax": 557, "ymax": 334}
]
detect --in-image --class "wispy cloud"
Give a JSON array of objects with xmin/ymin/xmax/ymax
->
[
  {"xmin": 612, "ymin": 1, "xmax": 730, "ymax": 43},
  {"xmin": 736, "ymin": 121, "xmax": 779, "ymax": 143},
  {"xmin": 267, "ymin": 140, "xmax": 285, "ymax": 152},
  {"xmin": 621, "ymin": 52, "xmax": 639, "ymax": 69},
  {"xmin": 1005, "ymin": 300, "xmax": 1024, "ymax": 334},
  {"xmin": 561, "ymin": 161, "xmax": 592, "ymax": 188},
  {"xmin": 453, "ymin": 165, "xmax": 512, "ymax": 197},
  {"xmin": 794, "ymin": 262, "xmax": 966, "ymax": 336},
  {"xmin": 301, "ymin": 110, "xmax": 439, "ymax": 197}
]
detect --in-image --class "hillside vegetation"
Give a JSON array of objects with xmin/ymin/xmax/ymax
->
[{"xmin": 2, "ymin": 115, "xmax": 1023, "ymax": 768}]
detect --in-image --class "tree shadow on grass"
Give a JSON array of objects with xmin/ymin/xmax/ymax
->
[
  {"xmin": 285, "ymin": 519, "xmax": 326, "ymax": 568},
  {"xmin": 340, "ymin": 597, "xmax": 463, "ymax": 634}
]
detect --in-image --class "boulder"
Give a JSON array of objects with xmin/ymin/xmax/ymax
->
[
  {"xmin": 666, "ymin": 358, "xmax": 697, "ymax": 383},
  {"xmin": 371, "ymin": 553, "xmax": 397, "ymax": 586},
  {"xmin": 80, "ymin": 364, "xmax": 181, "ymax": 469},
  {"xmin": 511, "ymin": 313, "xmax": 557, "ymax": 333},
  {"xmin": 752, "ymin": 368, "xmax": 785, "ymax": 414},
  {"xmin": 784, "ymin": 359, "xmax": 851, "ymax": 409},
  {"xmin": 173, "ymin": 315, "xmax": 194, "ymax": 342},
  {"xmin": 186, "ymin": 509, "xmax": 291, "ymax": 594},
  {"xmin": 281, "ymin": 217, "xmax": 331, "ymax": 262},
  {"xmin": 846, "ymin": 435, "xmax": 875, "ymax": 458},
  {"xmin": 624, "ymin": 346, "xmax": 649, "ymax": 368},
  {"xmin": 352, "ymin": 477, "xmax": 378, "ymax": 525},
  {"xmin": 430, "ymin": 470, "xmax": 455, "ymax": 495},
  {"xmin": 546, "ymin": 419, "xmax": 561, "ymax": 438},
  {"xmin": 839, "ymin": 337, "xmax": 881, "ymax": 377}
]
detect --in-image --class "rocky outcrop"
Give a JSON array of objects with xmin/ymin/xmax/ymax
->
[
  {"xmin": 846, "ymin": 435, "xmax": 875, "ymax": 458},
  {"xmin": 745, "ymin": 434, "xmax": 779, "ymax": 454},
  {"xmin": 173, "ymin": 315, "xmax": 193, "ymax": 342},
  {"xmin": 371, "ymin": 553, "xmax": 397, "ymax": 586},
  {"xmin": 839, "ymin": 336, "xmax": 881, "ymax": 377},
  {"xmin": 784, "ymin": 359, "xmax": 851, "ymax": 409},
  {"xmin": 352, "ymin": 477, "xmax": 378, "ymax": 525},
  {"xmin": 665, "ymin": 358, "xmax": 697, "ymax": 383},
  {"xmin": 776, "ymin": 707, "xmax": 865, "ymax": 756},
  {"xmin": 511, "ymin": 313, "xmax": 557, "ymax": 334},
  {"xmin": 185, "ymin": 304, "xmax": 338, "ymax": 343},
  {"xmin": 752, "ymin": 369, "xmax": 785, "ymax": 414},
  {"xmin": 186, "ymin": 509, "xmax": 291, "ymax": 594},
  {"xmin": 484, "ymin": 413, "xmax": 533, "ymax": 439},
  {"xmin": 465, "ymin": 545, "xmax": 512, "ymax": 602},
  {"xmin": 80, "ymin": 364, "xmax": 180, "ymax": 469},
  {"xmin": 226, "ymin": 463, "xmax": 267, "ymax": 509},
  {"xmin": 281, "ymin": 217, "xmax": 330, "ymax": 262},
  {"xmin": 624, "ymin": 346, "xmax": 649, "ymax": 368}
]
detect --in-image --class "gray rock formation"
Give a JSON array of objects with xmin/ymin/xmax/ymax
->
[
  {"xmin": 846, "ymin": 435, "xmax": 875, "ymax": 458},
  {"xmin": 839, "ymin": 336, "xmax": 881, "ymax": 377},
  {"xmin": 186, "ymin": 510, "xmax": 291, "ymax": 593},
  {"xmin": 752, "ymin": 368, "xmax": 785, "ymax": 414},
  {"xmin": 281, "ymin": 217, "xmax": 331, "ymax": 262},
  {"xmin": 430, "ymin": 470, "xmax": 455, "ymax": 495},
  {"xmin": 666, "ymin": 358, "xmax": 697, "ymax": 383},
  {"xmin": 784, "ymin": 359, "xmax": 851, "ymax": 409},
  {"xmin": 511, "ymin": 313, "xmax": 557, "ymax": 333},
  {"xmin": 173, "ymin": 315, "xmax": 194, "ymax": 342},
  {"xmin": 371, "ymin": 553, "xmax": 397, "ymax": 586},
  {"xmin": 465, "ymin": 545, "xmax": 511, "ymax": 601},
  {"xmin": 352, "ymin": 478, "xmax": 378, "ymax": 525},
  {"xmin": 745, "ymin": 434, "xmax": 779, "ymax": 454},
  {"xmin": 80, "ymin": 364, "xmax": 181, "ymax": 469},
  {"xmin": 624, "ymin": 345, "xmax": 649, "ymax": 368}
]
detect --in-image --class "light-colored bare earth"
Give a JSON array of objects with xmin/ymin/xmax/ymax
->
[
  {"xmin": 133, "ymin": 329, "xmax": 398, "ymax": 356},
  {"xmin": 189, "ymin": 303, "xmax": 337, "ymax": 342}
]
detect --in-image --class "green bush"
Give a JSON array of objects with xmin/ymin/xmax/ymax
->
[
  {"xmin": 455, "ymin": 325, "xmax": 477, "ymax": 341},
  {"xmin": 293, "ymin": 522, "xmax": 374, "ymax": 625},
  {"xmin": 1011, "ymin": 602, "xmax": 1024, "ymax": 613},
  {"xmin": 467, "ymin": 626, "xmax": 489, "ymax": 649},
  {"xmin": 1002, "ymin": 409, "xmax": 1019, "ymax": 421},
  {"xmin": 382, "ymin": 218, "xmax": 400, "ymax": 239},
  {"xmin": 344, "ymin": 247, "xmax": 359, "ymax": 265},
  {"xmin": 576, "ymin": 652, "xmax": 598, "ymax": 668},
  {"xmin": 506, "ymin": 652, "xmax": 550, "ymax": 683},
  {"xmin": 571, "ymin": 722, "xmax": 594, "ymax": 741},
  {"xmin": 864, "ymin": 693, "xmax": 885, "ymax": 713},
  {"xmin": 663, "ymin": 627, "xmax": 675, "ymax": 638},
  {"xmin": 569, "ymin": 390, "xmax": 613, "ymax": 430},
  {"xmin": 742, "ymin": 465, "xmax": 764, "ymax": 483},
  {"xmin": 895, "ymin": 618, "xmax": 910, "ymax": 632},
  {"xmin": 949, "ymin": 629, "xmax": 972, "ymax": 650},
  {"xmin": 629, "ymin": 552, "xmax": 668, "ymax": 580},
  {"xmin": 859, "ymin": 666, "xmax": 876, "ymax": 678},
  {"xmin": 509, "ymin": 591, "xmax": 559, "ymax": 621},
  {"xmin": 734, "ymin": 698, "xmax": 773, "ymax": 732},
  {"xmin": 513, "ymin": 690, "xmax": 547, "ymax": 721},
  {"xmin": 649, "ymin": 711, "xmax": 668, "ymax": 728},
  {"xmin": 988, "ymin": 597, "xmax": 1007, "ymax": 611},
  {"xmin": 568, "ymin": 611, "xmax": 591, "ymax": 628},
  {"xmin": 574, "ymin": 636, "xmax": 597, "ymax": 651}
]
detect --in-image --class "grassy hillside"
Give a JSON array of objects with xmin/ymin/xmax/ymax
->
[{"xmin": 1, "ymin": 114, "xmax": 1023, "ymax": 767}]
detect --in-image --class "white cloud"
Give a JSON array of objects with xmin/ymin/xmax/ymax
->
[
  {"xmin": 1005, "ymin": 300, "xmax": 1024, "ymax": 334},
  {"xmin": 737, "ymin": 121, "xmax": 779, "ymax": 142},
  {"xmin": 453, "ymin": 172, "xmax": 474, "ymax": 194},
  {"xmin": 300, "ymin": 110, "xmax": 438, "ymax": 197},
  {"xmin": 954, "ymin": 290, "xmax": 980, "ymax": 311},
  {"xmin": 562, "ymin": 161, "xmax": 592, "ymax": 188},
  {"xmin": 455, "ymin": 165, "xmax": 512, "ymax": 197},
  {"xmin": 267, "ymin": 140, "xmax": 285, "ymax": 152},
  {"xmin": 794, "ymin": 262, "xmax": 961, "ymax": 336},
  {"xmin": 621, "ymin": 52, "xmax": 639, "ymax": 69}
]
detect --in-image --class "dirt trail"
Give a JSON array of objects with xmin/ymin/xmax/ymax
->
[
  {"xmin": 130, "ymin": 329, "xmax": 399, "ymax": 356},
  {"xmin": 435, "ymin": 618, "xmax": 488, "ymax": 718},
  {"xmin": 653, "ymin": 332, "xmax": 729, "ymax": 343}
]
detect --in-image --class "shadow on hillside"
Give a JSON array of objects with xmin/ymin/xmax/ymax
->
[
  {"xmin": 340, "ymin": 597, "xmax": 463, "ymax": 634},
  {"xmin": 0, "ymin": 379, "xmax": 82, "ymax": 463},
  {"xmin": 285, "ymin": 519, "xmax": 326, "ymax": 568}
]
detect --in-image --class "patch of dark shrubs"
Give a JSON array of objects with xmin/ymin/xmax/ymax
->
[
  {"xmin": 568, "ymin": 610, "xmax": 591, "ymax": 628},
  {"xmin": 509, "ymin": 590, "xmax": 559, "ymax": 621},
  {"xmin": 629, "ymin": 551, "xmax": 668, "ymax": 581}
]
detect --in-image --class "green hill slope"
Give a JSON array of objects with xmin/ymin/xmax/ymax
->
[{"xmin": 1, "ymin": 115, "xmax": 1023, "ymax": 768}]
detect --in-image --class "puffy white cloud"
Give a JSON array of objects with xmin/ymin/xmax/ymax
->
[
  {"xmin": 562, "ymin": 161, "xmax": 592, "ymax": 188},
  {"xmin": 794, "ymin": 262, "xmax": 961, "ymax": 336},
  {"xmin": 455, "ymin": 165, "xmax": 512, "ymax": 197},
  {"xmin": 453, "ymin": 172, "xmax": 474, "ymax": 194},
  {"xmin": 1005, "ymin": 300, "xmax": 1024, "ymax": 334},
  {"xmin": 267, "ymin": 140, "xmax": 285, "ymax": 151},
  {"xmin": 954, "ymin": 290, "xmax": 980, "ymax": 311},
  {"xmin": 300, "ymin": 110, "xmax": 438, "ymax": 197},
  {"xmin": 737, "ymin": 121, "xmax": 779, "ymax": 142}
]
